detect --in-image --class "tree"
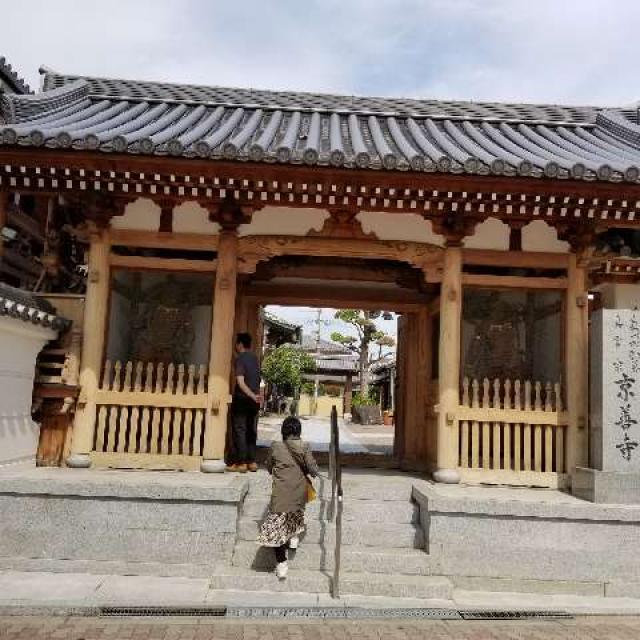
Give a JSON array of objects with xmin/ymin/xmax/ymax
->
[
  {"xmin": 330, "ymin": 310, "xmax": 395, "ymax": 398},
  {"xmin": 262, "ymin": 345, "xmax": 316, "ymax": 412}
]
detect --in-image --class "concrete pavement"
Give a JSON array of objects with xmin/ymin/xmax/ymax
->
[{"xmin": 4, "ymin": 570, "xmax": 640, "ymax": 617}]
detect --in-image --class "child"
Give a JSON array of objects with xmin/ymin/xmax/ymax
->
[{"xmin": 257, "ymin": 416, "xmax": 319, "ymax": 579}]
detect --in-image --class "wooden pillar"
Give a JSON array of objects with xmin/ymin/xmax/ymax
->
[
  {"xmin": 566, "ymin": 252, "xmax": 589, "ymax": 476},
  {"xmin": 201, "ymin": 229, "xmax": 238, "ymax": 472},
  {"xmin": 0, "ymin": 192, "xmax": 7, "ymax": 258},
  {"xmin": 434, "ymin": 244, "xmax": 462, "ymax": 483},
  {"xmin": 66, "ymin": 230, "xmax": 110, "ymax": 467},
  {"xmin": 417, "ymin": 305, "xmax": 432, "ymax": 465}
]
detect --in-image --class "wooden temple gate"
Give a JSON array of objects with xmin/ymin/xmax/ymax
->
[{"xmin": 7, "ymin": 67, "xmax": 636, "ymax": 487}]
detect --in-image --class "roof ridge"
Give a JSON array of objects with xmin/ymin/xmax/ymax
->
[
  {"xmin": 41, "ymin": 69, "xmax": 618, "ymax": 120},
  {"xmin": 0, "ymin": 56, "xmax": 32, "ymax": 94}
]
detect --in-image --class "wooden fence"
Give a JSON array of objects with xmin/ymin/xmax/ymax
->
[
  {"xmin": 91, "ymin": 360, "xmax": 208, "ymax": 470},
  {"xmin": 456, "ymin": 377, "xmax": 568, "ymax": 487}
]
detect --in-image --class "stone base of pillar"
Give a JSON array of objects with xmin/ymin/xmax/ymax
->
[
  {"xmin": 433, "ymin": 468, "xmax": 461, "ymax": 484},
  {"xmin": 66, "ymin": 453, "xmax": 91, "ymax": 469},
  {"xmin": 200, "ymin": 459, "xmax": 227, "ymax": 473}
]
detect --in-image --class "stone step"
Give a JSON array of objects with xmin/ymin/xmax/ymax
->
[
  {"xmin": 241, "ymin": 497, "xmax": 418, "ymax": 524},
  {"xmin": 232, "ymin": 541, "xmax": 433, "ymax": 575},
  {"xmin": 237, "ymin": 518, "xmax": 424, "ymax": 548},
  {"xmin": 210, "ymin": 568, "xmax": 452, "ymax": 599},
  {"xmin": 245, "ymin": 474, "xmax": 415, "ymax": 502}
]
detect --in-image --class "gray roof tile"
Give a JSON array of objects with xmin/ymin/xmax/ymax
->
[
  {"xmin": 0, "ymin": 69, "xmax": 639, "ymax": 183},
  {"xmin": 0, "ymin": 283, "xmax": 70, "ymax": 331}
]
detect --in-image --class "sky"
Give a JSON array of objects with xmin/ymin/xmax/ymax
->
[
  {"xmin": 3, "ymin": 0, "xmax": 640, "ymax": 107},
  {"xmin": 3, "ymin": 0, "xmax": 639, "ymax": 342}
]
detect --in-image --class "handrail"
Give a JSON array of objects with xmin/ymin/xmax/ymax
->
[{"xmin": 329, "ymin": 405, "xmax": 343, "ymax": 599}]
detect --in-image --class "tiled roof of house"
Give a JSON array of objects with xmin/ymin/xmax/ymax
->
[
  {"xmin": 1, "ymin": 68, "xmax": 640, "ymax": 183},
  {"xmin": 0, "ymin": 283, "xmax": 69, "ymax": 331},
  {"xmin": 0, "ymin": 56, "xmax": 31, "ymax": 95},
  {"xmin": 301, "ymin": 335, "xmax": 352, "ymax": 355}
]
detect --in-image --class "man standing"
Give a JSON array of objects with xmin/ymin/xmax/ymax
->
[{"xmin": 227, "ymin": 332, "xmax": 261, "ymax": 473}]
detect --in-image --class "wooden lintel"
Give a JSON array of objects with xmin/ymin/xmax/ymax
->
[
  {"xmin": 243, "ymin": 286, "xmax": 426, "ymax": 312},
  {"xmin": 462, "ymin": 248, "xmax": 569, "ymax": 270},
  {"xmin": 109, "ymin": 254, "xmax": 217, "ymax": 273},
  {"xmin": 109, "ymin": 229, "xmax": 219, "ymax": 251},
  {"xmin": 462, "ymin": 274, "xmax": 568, "ymax": 289}
]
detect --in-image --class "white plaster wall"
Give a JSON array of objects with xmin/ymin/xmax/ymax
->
[
  {"xmin": 173, "ymin": 201, "xmax": 220, "ymax": 235},
  {"xmin": 111, "ymin": 198, "xmax": 160, "ymax": 231},
  {"xmin": 240, "ymin": 207, "xmax": 328, "ymax": 236},
  {"xmin": 596, "ymin": 283, "xmax": 640, "ymax": 310},
  {"xmin": 358, "ymin": 212, "xmax": 444, "ymax": 245},
  {"xmin": 522, "ymin": 220, "xmax": 569, "ymax": 253},
  {"xmin": 463, "ymin": 218, "xmax": 510, "ymax": 250},
  {"xmin": 0, "ymin": 317, "xmax": 56, "ymax": 465}
]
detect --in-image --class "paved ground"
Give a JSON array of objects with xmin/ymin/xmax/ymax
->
[
  {"xmin": 258, "ymin": 415, "xmax": 393, "ymax": 455},
  {"xmin": 2, "ymin": 615, "xmax": 640, "ymax": 639}
]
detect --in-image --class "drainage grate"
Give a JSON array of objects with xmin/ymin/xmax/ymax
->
[
  {"xmin": 459, "ymin": 610, "xmax": 573, "ymax": 621},
  {"xmin": 99, "ymin": 607, "xmax": 227, "ymax": 617},
  {"xmin": 226, "ymin": 607, "xmax": 461, "ymax": 619}
]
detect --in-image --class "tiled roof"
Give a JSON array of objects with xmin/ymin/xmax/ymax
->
[
  {"xmin": 301, "ymin": 335, "xmax": 352, "ymax": 354},
  {"xmin": 0, "ymin": 56, "xmax": 31, "ymax": 95},
  {"xmin": 0, "ymin": 283, "xmax": 69, "ymax": 331},
  {"xmin": 1, "ymin": 69, "xmax": 640, "ymax": 183}
]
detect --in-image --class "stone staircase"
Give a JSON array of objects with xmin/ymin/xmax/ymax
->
[{"xmin": 211, "ymin": 470, "xmax": 452, "ymax": 599}]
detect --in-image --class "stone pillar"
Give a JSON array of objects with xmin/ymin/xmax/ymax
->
[
  {"xmin": 67, "ymin": 230, "xmax": 110, "ymax": 468},
  {"xmin": 201, "ymin": 229, "xmax": 238, "ymax": 472},
  {"xmin": 565, "ymin": 252, "xmax": 589, "ymax": 476},
  {"xmin": 434, "ymin": 244, "xmax": 462, "ymax": 484}
]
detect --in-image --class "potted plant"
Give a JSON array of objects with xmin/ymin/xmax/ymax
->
[{"xmin": 351, "ymin": 391, "xmax": 382, "ymax": 425}]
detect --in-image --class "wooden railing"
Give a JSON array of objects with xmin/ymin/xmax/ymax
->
[
  {"xmin": 92, "ymin": 360, "xmax": 208, "ymax": 470},
  {"xmin": 456, "ymin": 377, "xmax": 568, "ymax": 487}
]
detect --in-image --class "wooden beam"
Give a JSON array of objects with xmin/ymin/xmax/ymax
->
[
  {"xmin": 462, "ymin": 274, "xmax": 568, "ymax": 289},
  {"xmin": 109, "ymin": 229, "xmax": 219, "ymax": 251},
  {"xmin": 243, "ymin": 283, "xmax": 427, "ymax": 311},
  {"xmin": 463, "ymin": 248, "xmax": 569, "ymax": 269},
  {"xmin": 109, "ymin": 254, "xmax": 217, "ymax": 272}
]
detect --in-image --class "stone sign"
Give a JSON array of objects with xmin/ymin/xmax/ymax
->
[
  {"xmin": 590, "ymin": 309, "xmax": 640, "ymax": 472},
  {"xmin": 575, "ymin": 308, "xmax": 640, "ymax": 503}
]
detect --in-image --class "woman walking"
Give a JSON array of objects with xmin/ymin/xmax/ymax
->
[{"xmin": 257, "ymin": 416, "xmax": 319, "ymax": 579}]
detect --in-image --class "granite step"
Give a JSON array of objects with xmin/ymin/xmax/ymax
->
[
  {"xmin": 237, "ymin": 518, "xmax": 424, "ymax": 548},
  {"xmin": 240, "ymin": 497, "xmax": 418, "ymax": 524},
  {"xmin": 210, "ymin": 568, "xmax": 452, "ymax": 599},
  {"xmin": 232, "ymin": 541, "xmax": 433, "ymax": 575},
  {"xmin": 245, "ymin": 474, "xmax": 415, "ymax": 502}
]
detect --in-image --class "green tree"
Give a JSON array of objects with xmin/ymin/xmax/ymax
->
[
  {"xmin": 330, "ymin": 310, "xmax": 395, "ymax": 398},
  {"xmin": 262, "ymin": 345, "xmax": 316, "ymax": 412}
]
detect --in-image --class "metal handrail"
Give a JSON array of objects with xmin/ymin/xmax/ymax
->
[{"xmin": 329, "ymin": 405, "xmax": 343, "ymax": 599}]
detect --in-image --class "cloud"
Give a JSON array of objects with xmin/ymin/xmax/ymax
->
[{"xmin": 3, "ymin": 0, "xmax": 639, "ymax": 106}]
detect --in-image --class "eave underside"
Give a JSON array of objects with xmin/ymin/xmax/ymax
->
[{"xmin": 1, "ymin": 149, "xmax": 640, "ymax": 230}]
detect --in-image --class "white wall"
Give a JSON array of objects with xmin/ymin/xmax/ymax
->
[
  {"xmin": 111, "ymin": 198, "xmax": 161, "ymax": 231},
  {"xmin": 0, "ymin": 317, "xmax": 56, "ymax": 465},
  {"xmin": 240, "ymin": 206, "xmax": 328, "ymax": 236},
  {"xmin": 358, "ymin": 212, "xmax": 444, "ymax": 244}
]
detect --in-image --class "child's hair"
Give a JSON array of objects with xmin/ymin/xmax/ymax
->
[{"xmin": 281, "ymin": 416, "xmax": 302, "ymax": 440}]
